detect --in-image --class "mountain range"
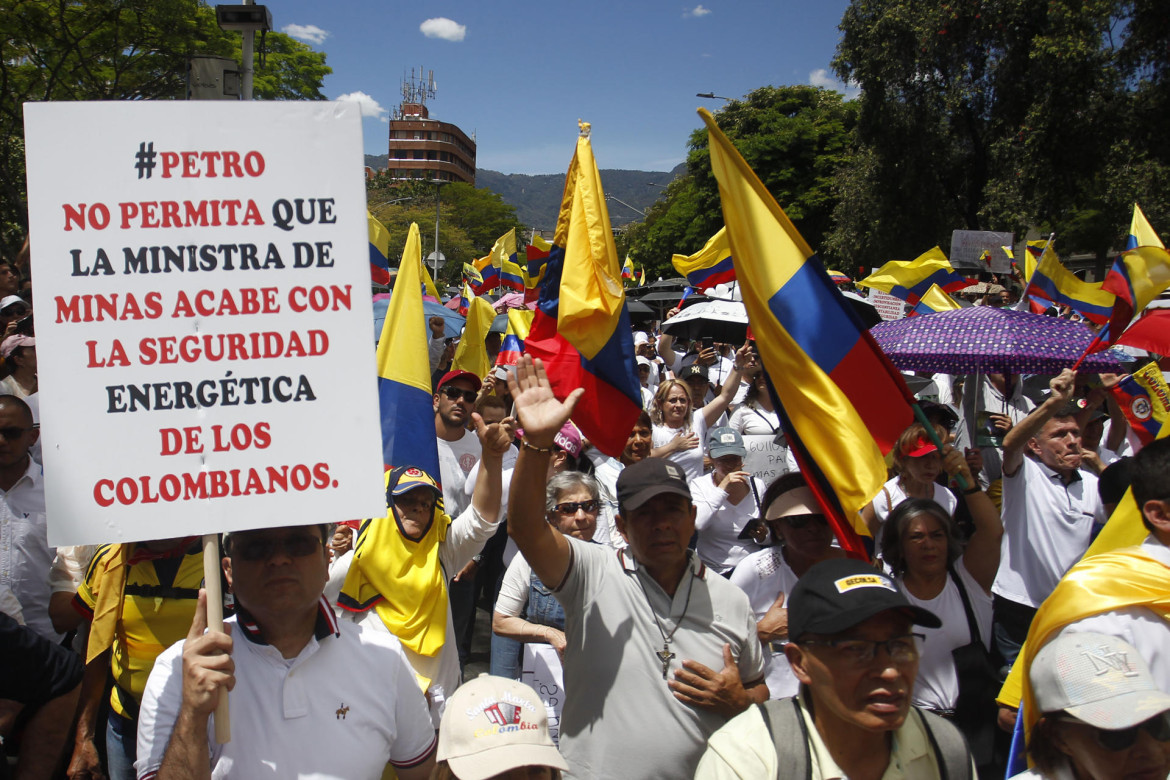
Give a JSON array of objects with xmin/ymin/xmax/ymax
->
[{"xmin": 365, "ymin": 155, "xmax": 684, "ymax": 231}]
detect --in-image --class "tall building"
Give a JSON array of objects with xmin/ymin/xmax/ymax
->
[{"xmin": 384, "ymin": 68, "xmax": 476, "ymax": 184}]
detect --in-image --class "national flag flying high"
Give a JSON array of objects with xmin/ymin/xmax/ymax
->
[
  {"xmin": 471, "ymin": 253, "xmax": 500, "ymax": 295},
  {"xmin": 525, "ymin": 234, "xmax": 553, "ymax": 287},
  {"xmin": 857, "ymin": 247, "xmax": 971, "ymax": 305},
  {"xmin": 1111, "ymin": 362, "xmax": 1170, "ymax": 446},
  {"xmin": 456, "ymin": 281, "xmax": 471, "ymax": 316},
  {"xmin": 672, "ymin": 227, "xmax": 735, "ymax": 291},
  {"xmin": 622, "ymin": 255, "xmax": 634, "ymax": 280},
  {"xmin": 523, "ymin": 122, "xmax": 642, "ymax": 458},
  {"xmin": 1099, "ymin": 204, "xmax": 1170, "ymax": 348},
  {"xmin": 420, "ymin": 259, "xmax": 442, "ymax": 302},
  {"xmin": 462, "ymin": 262, "xmax": 483, "ymax": 287},
  {"xmin": 376, "ymin": 223, "xmax": 440, "ymax": 479},
  {"xmin": 1024, "ymin": 245, "xmax": 1114, "ymax": 324},
  {"xmin": 496, "ymin": 309, "xmax": 535, "ymax": 367},
  {"xmin": 368, "ymin": 211, "xmax": 391, "ymax": 286},
  {"xmin": 698, "ymin": 107, "xmax": 916, "ymax": 560},
  {"xmin": 489, "ymin": 229, "xmax": 524, "ymax": 292}
]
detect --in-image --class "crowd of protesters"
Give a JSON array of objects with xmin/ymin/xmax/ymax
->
[{"xmin": 3, "ymin": 243, "xmax": 1170, "ymax": 780}]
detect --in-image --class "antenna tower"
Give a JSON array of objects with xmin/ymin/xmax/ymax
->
[{"xmin": 401, "ymin": 66, "xmax": 436, "ymax": 106}]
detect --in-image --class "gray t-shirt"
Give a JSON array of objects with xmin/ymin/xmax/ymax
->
[{"xmin": 553, "ymin": 537, "xmax": 765, "ymax": 780}]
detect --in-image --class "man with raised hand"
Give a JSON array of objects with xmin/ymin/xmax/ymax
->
[
  {"xmin": 135, "ymin": 524, "xmax": 436, "ymax": 780},
  {"xmin": 505, "ymin": 355, "xmax": 765, "ymax": 780}
]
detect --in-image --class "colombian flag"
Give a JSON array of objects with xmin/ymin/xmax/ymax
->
[
  {"xmin": 622, "ymin": 255, "xmax": 634, "ymax": 281},
  {"xmin": 699, "ymin": 107, "xmax": 916, "ymax": 560},
  {"xmin": 452, "ymin": 295, "xmax": 496, "ymax": 380},
  {"xmin": 523, "ymin": 123, "xmax": 642, "ymax": 458},
  {"xmin": 525, "ymin": 235, "xmax": 553, "ymax": 294},
  {"xmin": 672, "ymin": 227, "xmax": 735, "ymax": 291},
  {"xmin": 1024, "ymin": 246, "xmax": 1114, "ymax": 324},
  {"xmin": 376, "ymin": 223, "xmax": 440, "ymax": 479},
  {"xmin": 496, "ymin": 309, "xmax": 535, "ymax": 367},
  {"xmin": 1097, "ymin": 204, "xmax": 1170, "ymax": 349},
  {"xmin": 456, "ymin": 281, "xmax": 471, "ymax": 316},
  {"xmin": 471, "ymin": 252, "xmax": 500, "ymax": 295},
  {"xmin": 857, "ymin": 247, "xmax": 972, "ymax": 305},
  {"xmin": 910, "ymin": 284, "xmax": 962, "ymax": 317},
  {"xmin": 487, "ymin": 229, "xmax": 524, "ymax": 292},
  {"xmin": 368, "ymin": 211, "xmax": 391, "ymax": 286}
]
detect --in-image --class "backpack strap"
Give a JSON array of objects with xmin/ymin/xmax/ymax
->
[
  {"xmin": 757, "ymin": 697, "xmax": 812, "ymax": 780},
  {"xmin": 947, "ymin": 563, "xmax": 982, "ymax": 647},
  {"xmin": 917, "ymin": 706, "xmax": 974, "ymax": 780}
]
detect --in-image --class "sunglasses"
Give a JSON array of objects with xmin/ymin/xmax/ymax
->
[
  {"xmin": 1060, "ymin": 713, "xmax": 1170, "ymax": 752},
  {"xmin": 232, "ymin": 534, "xmax": 323, "ymax": 562},
  {"xmin": 440, "ymin": 386, "xmax": 478, "ymax": 404},
  {"xmin": 0, "ymin": 425, "xmax": 34, "ymax": 440},
  {"xmin": 773, "ymin": 513, "xmax": 828, "ymax": 529},
  {"xmin": 553, "ymin": 500, "xmax": 599, "ymax": 516}
]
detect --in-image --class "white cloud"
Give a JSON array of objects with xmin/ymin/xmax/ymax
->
[
  {"xmin": 809, "ymin": 68, "xmax": 861, "ymax": 100},
  {"xmin": 282, "ymin": 24, "xmax": 329, "ymax": 46},
  {"xmin": 420, "ymin": 17, "xmax": 466, "ymax": 42},
  {"xmin": 335, "ymin": 91, "xmax": 388, "ymax": 122},
  {"xmin": 684, "ymin": 5, "xmax": 711, "ymax": 17}
]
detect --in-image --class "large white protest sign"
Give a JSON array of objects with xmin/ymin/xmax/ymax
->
[
  {"xmin": 871, "ymin": 290, "xmax": 907, "ymax": 321},
  {"xmin": 521, "ymin": 643, "xmax": 565, "ymax": 747},
  {"xmin": 24, "ymin": 102, "xmax": 386, "ymax": 546}
]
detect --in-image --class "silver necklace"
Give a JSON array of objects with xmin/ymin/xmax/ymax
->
[{"xmin": 633, "ymin": 562, "xmax": 696, "ymax": 680}]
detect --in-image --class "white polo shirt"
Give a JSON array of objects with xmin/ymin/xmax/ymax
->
[
  {"xmin": 553, "ymin": 538, "xmax": 765, "ymax": 780},
  {"xmin": 992, "ymin": 457, "xmax": 1104, "ymax": 608},
  {"xmin": 136, "ymin": 598, "xmax": 436, "ymax": 780}
]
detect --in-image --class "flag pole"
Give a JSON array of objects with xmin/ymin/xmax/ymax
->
[
  {"xmin": 910, "ymin": 402, "xmax": 971, "ymax": 491},
  {"xmin": 201, "ymin": 534, "xmax": 231, "ymax": 743}
]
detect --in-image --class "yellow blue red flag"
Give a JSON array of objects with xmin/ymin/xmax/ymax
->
[
  {"xmin": 622, "ymin": 255, "xmax": 634, "ymax": 281},
  {"xmin": 698, "ymin": 107, "xmax": 916, "ymax": 560},
  {"xmin": 1098, "ymin": 204, "xmax": 1170, "ymax": 347},
  {"xmin": 376, "ymin": 223, "xmax": 440, "ymax": 478},
  {"xmin": 368, "ymin": 211, "xmax": 391, "ymax": 285},
  {"xmin": 489, "ymin": 229, "xmax": 524, "ymax": 292},
  {"xmin": 496, "ymin": 309, "xmax": 535, "ymax": 367},
  {"xmin": 1024, "ymin": 246, "xmax": 1114, "ymax": 324},
  {"xmin": 672, "ymin": 227, "xmax": 735, "ymax": 291},
  {"xmin": 911, "ymin": 284, "xmax": 962, "ymax": 316},
  {"xmin": 857, "ymin": 247, "xmax": 971, "ymax": 305},
  {"xmin": 523, "ymin": 122, "xmax": 641, "ymax": 457}
]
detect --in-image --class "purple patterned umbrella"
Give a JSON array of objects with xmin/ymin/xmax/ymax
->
[{"xmin": 869, "ymin": 306, "xmax": 1123, "ymax": 375}]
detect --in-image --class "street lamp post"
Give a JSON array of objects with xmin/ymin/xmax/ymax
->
[{"xmin": 696, "ymin": 92, "xmax": 734, "ymax": 102}]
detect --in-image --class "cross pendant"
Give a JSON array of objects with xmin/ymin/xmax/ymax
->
[{"xmin": 657, "ymin": 642, "xmax": 675, "ymax": 680}]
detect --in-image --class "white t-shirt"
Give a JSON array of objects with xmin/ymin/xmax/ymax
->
[
  {"xmin": 728, "ymin": 547, "xmax": 801, "ymax": 699},
  {"xmin": 869, "ymin": 477, "xmax": 959, "ymax": 554},
  {"xmin": 729, "ymin": 404, "xmax": 780, "ymax": 436},
  {"xmin": 992, "ymin": 458, "xmax": 1103, "ymax": 608},
  {"xmin": 691, "ymin": 472, "xmax": 767, "ymax": 574},
  {"xmin": 436, "ymin": 429, "xmax": 481, "ymax": 516},
  {"xmin": 495, "ymin": 554, "xmax": 534, "ymax": 618},
  {"xmin": 652, "ymin": 409, "xmax": 709, "ymax": 482},
  {"xmin": 897, "ymin": 558, "xmax": 992, "ymax": 711}
]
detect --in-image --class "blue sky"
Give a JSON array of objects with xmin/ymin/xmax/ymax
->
[{"xmin": 272, "ymin": 1, "xmax": 857, "ymax": 175}]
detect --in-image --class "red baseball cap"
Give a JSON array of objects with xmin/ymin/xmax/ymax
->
[
  {"xmin": 904, "ymin": 436, "xmax": 939, "ymax": 458},
  {"xmin": 437, "ymin": 370, "xmax": 482, "ymax": 393}
]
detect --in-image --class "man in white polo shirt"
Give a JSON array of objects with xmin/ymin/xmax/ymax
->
[
  {"xmin": 991, "ymin": 369, "xmax": 1105, "ymax": 668},
  {"xmin": 135, "ymin": 524, "xmax": 436, "ymax": 780},
  {"xmin": 505, "ymin": 356, "xmax": 766, "ymax": 780}
]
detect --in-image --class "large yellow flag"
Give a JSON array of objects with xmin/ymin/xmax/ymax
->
[
  {"xmin": 857, "ymin": 247, "xmax": 970, "ymax": 304},
  {"xmin": 452, "ymin": 296, "xmax": 496, "ymax": 379},
  {"xmin": 554, "ymin": 122, "xmax": 625, "ymax": 360}
]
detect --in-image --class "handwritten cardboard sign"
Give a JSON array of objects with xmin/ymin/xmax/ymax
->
[
  {"xmin": 742, "ymin": 434, "xmax": 793, "ymax": 485},
  {"xmin": 24, "ymin": 102, "xmax": 385, "ymax": 546},
  {"xmin": 522, "ymin": 643, "xmax": 565, "ymax": 747}
]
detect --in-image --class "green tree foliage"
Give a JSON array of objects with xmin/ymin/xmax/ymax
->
[
  {"xmin": 366, "ymin": 177, "xmax": 524, "ymax": 286},
  {"xmin": 828, "ymin": 0, "xmax": 1168, "ymax": 269},
  {"xmin": 627, "ymin": 85, "xmax": 858, "ymax": 277},
  {"xmin": 0, "ymin": 0, "xmax": 329, "ymax": 258}
]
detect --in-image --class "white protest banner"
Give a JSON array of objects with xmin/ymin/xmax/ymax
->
[
  {"xmin": 871, "ymin": 290, "xmax": 907, "ymax": 321},
  {"xmin": 521, "ymin": 643, "xmax": 565, "ymax": 747},
  {"xmin": 741, "ymin": 434, "xmax": 791, "ymax": 485},
  {"xmin": 24, "ymin": 102, "xmax": 386, "ymax": 546},
  {"xmin": 950, "ymin": 230, "xmax": 1014, "ymax": 273}
]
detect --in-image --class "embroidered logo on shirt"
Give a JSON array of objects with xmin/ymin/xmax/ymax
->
[{"xmin": 336, "ymin": 703, "xmax": 350, "ymax": 720}]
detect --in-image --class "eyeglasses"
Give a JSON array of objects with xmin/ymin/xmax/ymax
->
[
  {"xmin": 774, "ymin": 513, "xmax": 827, "ymax": 529},
  {"xmin": 232, "ymin": 534, "xmax": 323, "ymax": 562},
  {"xmin": 1059, "ymin": 713, "xmax": 1170, "ymax": 752},
  {"xmin": 440, "ymin": 386, "xmax": 478, "ymax": 404},
  {"xmin": 0, "ymin": 425, "xmax": 34, "ymax": 440},
  {"xmin": 552, "ymin": 500, "xmax": 599, "ymax": 516},
  {"xmin": 800, "ymin": 634, "xmax": 924, "ymax": 667}
]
